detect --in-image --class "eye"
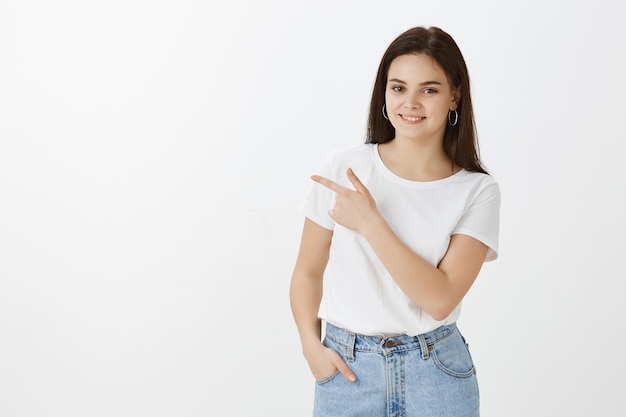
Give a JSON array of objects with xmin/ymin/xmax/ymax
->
[
  {"xmin": 391, "ymin": 85, "xmax": 404, "ymax": 93},
  {"xmin": 423, "ymin": 88, "xmax": 438, "ymax": 94}
]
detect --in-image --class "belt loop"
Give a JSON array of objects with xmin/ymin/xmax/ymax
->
[
  {"xmin": 417, "ymin": 334, "xmax": 429, "ymax": 360},
  {"xmin": 346, "ymin": 332, "xmax": 356, "ymax": 362}
]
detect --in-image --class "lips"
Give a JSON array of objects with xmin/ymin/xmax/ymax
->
[{"xmin": 400, "ymin": 114, "xmax": 425, "ymax": 122}]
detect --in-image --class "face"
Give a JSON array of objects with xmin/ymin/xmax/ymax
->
[{"xmin": 385, "ymin": 53, "xmax": 459, "ymax": 143}]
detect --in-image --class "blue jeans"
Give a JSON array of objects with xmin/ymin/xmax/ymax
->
[{"xmin": 313, "ymin": 322, "xmax": 480, "ymax": 417}]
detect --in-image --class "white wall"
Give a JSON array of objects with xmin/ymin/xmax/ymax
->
[{"xmin": 1, "ymin": 0, "xmax": 624, "ymax": 416}]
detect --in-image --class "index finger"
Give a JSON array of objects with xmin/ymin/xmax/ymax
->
[{"xmin": 311, "ymin": 174, "xmax": 348, "ymax": 193}]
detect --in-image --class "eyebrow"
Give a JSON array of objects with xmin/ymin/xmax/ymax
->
[{"xmin": 388, "ymin": 78, "xmax": 442, "ymax": 86}]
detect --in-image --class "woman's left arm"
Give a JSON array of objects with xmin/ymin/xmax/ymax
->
[{"xmin": 312, "ymin": 168, "xmax": 489, "ymax": 321}]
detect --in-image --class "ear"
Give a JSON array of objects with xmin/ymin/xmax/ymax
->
[{"xmin": 450, "ymin": 88, "xmax": 461, "ymax": 110}]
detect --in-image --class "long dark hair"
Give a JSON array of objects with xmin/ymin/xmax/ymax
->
[{"xmin": 366, "ymin": 26, "xmax": 487, "ymax": 174}]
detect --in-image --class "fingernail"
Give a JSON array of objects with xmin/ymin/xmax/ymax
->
[{"xmin": 348, "ymin": 375, "xmax": 356, "ymax": 382}]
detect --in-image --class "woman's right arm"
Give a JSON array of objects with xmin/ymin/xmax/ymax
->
[{"xmin": 289, "ymin": 218, "xmax": 357, "ymax": 382}]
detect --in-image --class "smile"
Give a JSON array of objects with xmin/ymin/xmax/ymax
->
[{"xmin": 400, "ymin": 115, "xmax": 425, "ymax": 122}]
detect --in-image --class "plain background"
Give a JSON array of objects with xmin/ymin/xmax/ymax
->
[{"xmin": 1, "ymin": 0, "xmax": 625, "ymax": 416}]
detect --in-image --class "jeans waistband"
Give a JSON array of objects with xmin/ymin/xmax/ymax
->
[{"xmin": 324, "ymin": 322, "xmax": 458, "ymax": 354}]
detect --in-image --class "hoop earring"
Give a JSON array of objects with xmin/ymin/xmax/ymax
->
[
  {"xmin": 448, "ymin": 109, "xmax": 459, "ymax": 126},
  {"xmin": 382, "ymin": 104, "xmax": 389, "ymax": 120}
]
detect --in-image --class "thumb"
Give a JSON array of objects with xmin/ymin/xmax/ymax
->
[
  {"xmin": 330, "ymin": 353, "xmax": 357, "ymax": 382},
  {"xmin": 346, "ymin": 167, "xmax": 368, "ymax": 195}
]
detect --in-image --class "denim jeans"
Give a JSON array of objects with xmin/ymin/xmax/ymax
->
[{"xmin": 313, "ymin": 322, "xmax": 479, "ymax": 417}]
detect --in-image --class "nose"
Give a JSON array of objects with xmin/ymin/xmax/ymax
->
[{"xmin": 404, "ymin": 91, "xmax": 422, "ymax": 108}]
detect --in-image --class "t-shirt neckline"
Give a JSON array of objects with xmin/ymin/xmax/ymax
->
[{"xmin": 371, "ymin": 143, "xmax": 466, "ymax": 188}]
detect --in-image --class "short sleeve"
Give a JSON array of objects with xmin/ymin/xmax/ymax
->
[
  {"xmin": 453, "ymin": 182, "xmax": 501, "ymax": 262},
  {"xmin": 298, "ymin": 153, "xmax": 337, "ymax": 230}
]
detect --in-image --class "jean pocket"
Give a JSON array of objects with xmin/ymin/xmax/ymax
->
[
  {"xmin": 315, "ymin": 369, "xmax": 341, "ymax": 385},
  {"xmin": 315, "ymin": 337, "xmax": 345, "ymax": 385},
  {"xmin": 430, "ymin": 331, "xmax": 476, "ymax": 378}
]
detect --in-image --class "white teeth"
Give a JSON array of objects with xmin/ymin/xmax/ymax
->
[{"xmin": 402, "ymin": 115, "xmax": 423, "ymax": 122}]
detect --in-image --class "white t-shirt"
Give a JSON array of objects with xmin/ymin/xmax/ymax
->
[{"xmin": 300, "ymin": 143, "xmax": 500, "ymax": 337}]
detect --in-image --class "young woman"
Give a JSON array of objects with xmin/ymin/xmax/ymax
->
[{"xmin": 290, "ymin": 26, "xmax": 500, "ymax": 417}]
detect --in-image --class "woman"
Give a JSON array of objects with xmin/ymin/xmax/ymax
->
[{"xmin": 290, "ymin": 26, "xmax": 500, "ymax": 417}]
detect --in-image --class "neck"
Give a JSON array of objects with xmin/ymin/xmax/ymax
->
[{"xmin": 378, "ymin": 138, "xmax": 458, "ymax": 181}]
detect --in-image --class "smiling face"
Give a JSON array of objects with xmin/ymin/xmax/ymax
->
[{"xmin": 385, "ymin": 53, "xmax": 459, "ymax": 143}]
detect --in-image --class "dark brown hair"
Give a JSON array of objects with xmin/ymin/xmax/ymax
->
[{"xmin": 366, "ymin": 26, "xmax": 487, "ymax": 174}]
